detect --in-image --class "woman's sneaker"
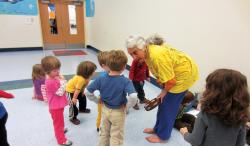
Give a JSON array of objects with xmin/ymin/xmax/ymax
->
[{"xmin": 61, "ymin": 140, "xmax": 72, "ymax": 146}]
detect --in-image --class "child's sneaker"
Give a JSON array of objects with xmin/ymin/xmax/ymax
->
[
  {"xmin": 98, "ymin": 127, "xmax": 102, "ymax": 135},
  {"xmin": 133, "ymin": 103, "xmax": 139, "ymax": 110},
  {"xmin": 140, "ymin": 98, "xmax": 149, "ymax": 104},
  {"xmin": 70, "ymin": 118, "xmax": 80, "ymax": 125},
  {"xmin": 126, "ymin": 108, "xmax": 129, "ymax": 114},
  {"xmin": 61, "ymin": 140, "xmax": 72, "ymax": 146},
  {"xmin": 79, "ymin": 108, "xmax": 91, "ymax": 113},
  {"xmin": 64, "ymin": 128, "xmax": 68, "ymax": 133}
]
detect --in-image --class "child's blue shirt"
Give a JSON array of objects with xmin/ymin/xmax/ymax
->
[{"xmin": 87, "ymin": 74, "xmax": 135, "ymax": 109}]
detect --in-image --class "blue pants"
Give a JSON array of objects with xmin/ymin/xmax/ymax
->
[{"xmin": 154, "ymin": 91, "xmax": 186, "ymax": 140}]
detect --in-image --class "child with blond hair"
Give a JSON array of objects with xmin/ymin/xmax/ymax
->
[
  {"xmin": 32, "ymin": 64, "xmax": 47, "ymax": 101},
  {"xmin": 41, "ymin": 56, "xmax": 72, "ymax": 146},
  {"xmin": 85, "ymin": 50, "xmax": 137, "ymax": 146},
  {"xmin": 66, "ymin": 61, "xmax": 97, "ymax": 125},
  {"xmin": 96, "ymin": 51, "xmax": 110, "ymax": 132}
]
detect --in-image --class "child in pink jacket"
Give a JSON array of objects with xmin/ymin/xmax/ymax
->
[{"xmin": 41, "ymin": 56, "xmax": 72, "ymax": 146}]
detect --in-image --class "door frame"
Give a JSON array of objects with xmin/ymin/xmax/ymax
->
[{"xmin": 38, "ymin": 0, "xmax": 85, "ymax": 50}]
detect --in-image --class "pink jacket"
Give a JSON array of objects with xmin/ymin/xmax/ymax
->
[{"xmin": 45, "ymin": 78, "xmax": 68, "ymax": 110}]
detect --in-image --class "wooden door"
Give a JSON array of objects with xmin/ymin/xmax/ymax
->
[
  {"xmin": 61, "ymin": 0, "xmax": 85, "ymax": 49},
  {"xmin": 38, "ymin": 0, "xmax": 85, "ymax": 50}
]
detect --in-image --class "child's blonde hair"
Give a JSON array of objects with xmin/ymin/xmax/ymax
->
[
  {"xmin": 41, "ymin": 56, "xmax": 61, "ymax": 74},
  {"xmin": 32, "ymin": 64, "xmax": 45, "ymax": 80},
  {"xmin": 77, "ymin": 61, "xmax": 97, "ymax": 79},
  {"xmin": 97, "ymin": 51, "xmax": 109, "ymax": 67},
  {"xmin": 107, "ymin": 50, "xmax": 127, "ymax": 71}
]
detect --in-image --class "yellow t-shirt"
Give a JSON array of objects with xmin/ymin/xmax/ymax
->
[
  {"xmin": 66, "ymin": 75, "xmax": 87, "ymax": 93},
  {"xmin": 145, "ymin": 45, "xmax": 199, "ymax": 93},
  {"xmin": 49, "ymin": 11, "xmax": 55, "ymax": 19}
]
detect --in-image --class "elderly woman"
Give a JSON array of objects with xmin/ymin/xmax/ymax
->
[{"xmin": 126, "ymin": 35, "xmax": 199, "ymax": 143}]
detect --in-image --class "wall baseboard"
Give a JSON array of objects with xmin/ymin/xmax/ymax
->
[
  {"xmin": 86, "ymin": 45, "xmax": 101, "ymax": 53},
  {"xmin": 86, "ymin": 44, "xmax": 162, "ymax": 89},
  {"xmin": 0, "ymin": 47, "xmax": 43, "ymax": 52}
]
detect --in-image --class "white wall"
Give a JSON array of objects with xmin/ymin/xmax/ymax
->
[
  {"xmin": 85, "ymin": 0, "xmax": 250, "ymax": 92},
  {"xmin": 0, "ymin": 15, "xmax": 42, "ymax": 48}
]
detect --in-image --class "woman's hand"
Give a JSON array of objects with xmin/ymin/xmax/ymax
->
[
  {"xmin": 156, "ymin": 79, "xmax": 164, "ymax": 88},
  {"xmin": 72, "ymin": 98, "xmax": 78, "ymax": 105},
  {"xmin": 156, "ymin": 89, "xmax": 168, "ymax": 103},
  {"xmin": 180, "ymin": 127, "xmax": 188, "ymax": 136},
  {"xmin": 246, "ymin": 122, "xmax": 250, "ymax": 129}
]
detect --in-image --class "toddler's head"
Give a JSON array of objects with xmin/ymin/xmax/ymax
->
[
  {"xmin": 200, "ymin": 69, "xmax": 250, "ymax": 126},
  {"xmin": 106, "ymin": 50, "xmax": 127, "ymax": 72},
  {"xmin": 181, "ymin": 91, "xmax": 195, "ymax": 106},
  {"xmin": 97, "ymin": 51, "xmax": 110, "ymax": 72},
  {"xmin": 41, "ymin": 56, "xmax": 61, "ymax": 78},
  {"xmin": 77, "ymin": 61, "xmax": 97, "ymax": 79},
  {"xmin": 32, "ymin": 64, "xmax": 45, "ymax": 80}
]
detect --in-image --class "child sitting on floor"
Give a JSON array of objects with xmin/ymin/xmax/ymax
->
[
  {"xmin": 174, "ymin": 91, "xmax": 196, "ymax": 132},
  {"xmin": 180, "ymin": 69, "xmax": 250, "ymax": 146},
  {"xmin": 32, "ymin": 64, "xmax": 47, "ymax": 101}
]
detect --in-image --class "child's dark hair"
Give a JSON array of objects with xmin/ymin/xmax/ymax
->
[
  {"xmin": 182, "ymin": 91, "xmax": 194, "ymax": 105},
  {"xmin": 41, "ymin": 56, "xmax": 61, "ymax": 74},
  {"xmin": 77, "ymin": 61, "xmax": 97, "ymax": 79},
  {"xmin": 97, "ymin": 51, "xmax": 109, "ymax": 67},
  {"xmin": 106, "ymin": 50, "xmax": 127, "ymax": 71},
  {"xmin": 32, "ymin": 64, "xmax": 45, "ymax": 80},
  {"xmin": 200, "ymin": 69, "xmax": 250, "ymax": 126}
]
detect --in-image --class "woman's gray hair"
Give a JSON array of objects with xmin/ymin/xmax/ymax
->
[
  {"xmin": 126, "ymin": 35, "xmax": 146, "ymax": 50},
  {"xmin": 146, "ymin": 34, "xmax": 165, "ymax": 45}
]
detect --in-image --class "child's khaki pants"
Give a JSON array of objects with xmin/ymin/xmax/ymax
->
[{"xmin": 99, "ymin": 105, "xmax": 126, "ymax": 146}]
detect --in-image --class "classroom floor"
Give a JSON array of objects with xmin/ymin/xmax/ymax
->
[{"xmin": 0, "ymin": 48, "xmax": 191, "ymax": 146}]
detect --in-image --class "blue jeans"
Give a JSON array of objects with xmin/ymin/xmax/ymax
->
[{"xmin": 154, "ymin": 91, "xmax": 186, "ymax": 140}]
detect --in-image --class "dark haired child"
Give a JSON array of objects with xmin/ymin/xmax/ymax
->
[
  {"xmin": 129, "ymin": 58, "xmax": 150, "ymax": 110},
  {"xmin": 66, "ymin": 61, "xmax": 97, "ymax": 125},
  {"xmin": 180, "ymin": 69, "xmax": 250, "ymax": 146},
  {"xmin": 174, "ymin": 91, "xmax": 196, "ymax": 132}
]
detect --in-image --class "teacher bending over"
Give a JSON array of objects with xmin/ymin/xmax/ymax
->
[{"xmin": 126, "ymin": 35, "xmax": 199, "ymax": 143}]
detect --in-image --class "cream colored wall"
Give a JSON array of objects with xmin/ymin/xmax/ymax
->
[
  {"xmin": 85, "ymin": 0, "xmax": 250, "ymax": 92},
  {"xmin": 0, "ymin": 15, "xmax": 42, "ymax": 48}
]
